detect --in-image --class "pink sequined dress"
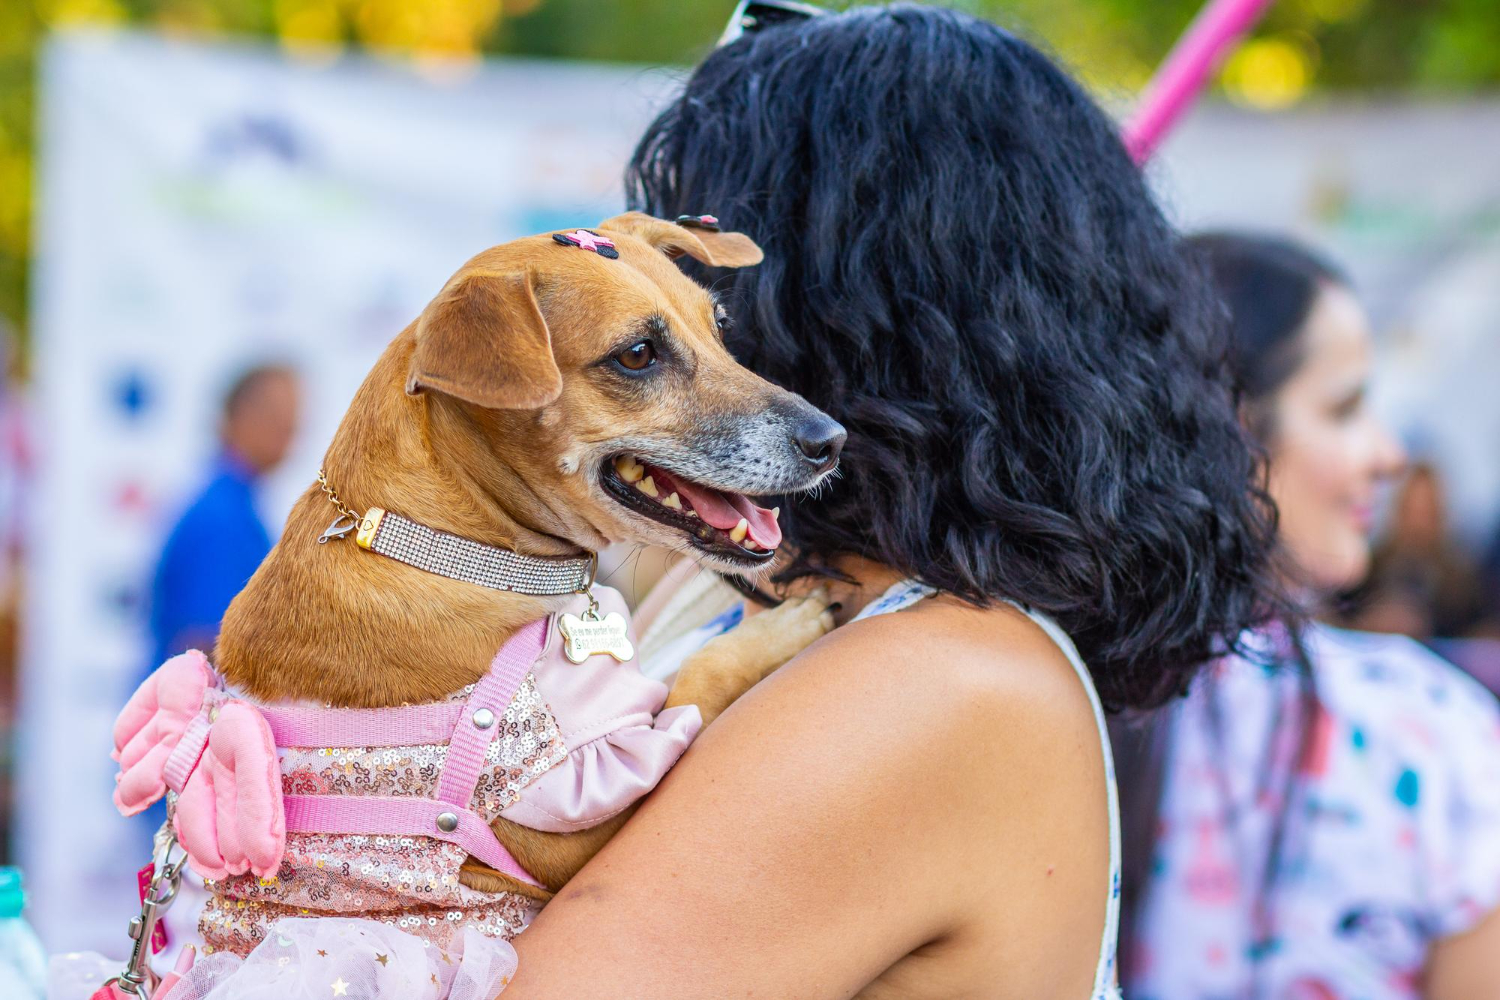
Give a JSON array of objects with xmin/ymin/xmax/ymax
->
[{"xmin": 103, "ymin": 585, "xmax": 699, "ymax": 998}]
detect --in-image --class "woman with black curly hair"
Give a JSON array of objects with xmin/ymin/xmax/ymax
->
[{"xmin": 501, "ymin": 5, "xmax": 1280, "ymax": 996}]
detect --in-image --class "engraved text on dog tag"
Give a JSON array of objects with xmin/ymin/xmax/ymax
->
[{"xmin": 558, "ymin": 609, "xmax": 634, "ymax": 664}]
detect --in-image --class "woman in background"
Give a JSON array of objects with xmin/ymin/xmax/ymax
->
[{"xmin": 1117, "ymin": 233, "xmax": 1500, "ymax": 999}]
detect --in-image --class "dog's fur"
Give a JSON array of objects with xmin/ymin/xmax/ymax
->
[{"xmin": 215, "ymin": 213, "xmax": 836, "ymax": 903}]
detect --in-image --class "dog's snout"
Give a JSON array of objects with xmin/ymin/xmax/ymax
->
[{"xmin": 793, "ymin": 414, "xmax": 846, "ymax": 472}]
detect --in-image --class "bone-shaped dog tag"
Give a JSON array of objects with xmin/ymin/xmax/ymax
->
[{"xmin": 559, "ymin": 609, "xmax": 634, "ymax": 664}]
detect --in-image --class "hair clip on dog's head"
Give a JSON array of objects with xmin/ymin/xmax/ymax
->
[
  {"xmin": 674, "ymin": 214, "xmax": 721, "ymax": 232},
  {"xmin": 553, "ymin": 229, "xmax": 619, "ymax": 258}
]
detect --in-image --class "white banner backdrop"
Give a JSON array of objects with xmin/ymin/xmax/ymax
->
[{"xmin": 22, "ymin": 29, "xmax": 676, "ymax": 952}]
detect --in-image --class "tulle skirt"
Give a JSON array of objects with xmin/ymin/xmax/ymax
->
[{"xmin": 48, "ymin": 917, "xmax": 517, "ymax": 1000}]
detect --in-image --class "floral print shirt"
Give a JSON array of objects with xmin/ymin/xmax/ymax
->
[{"xmin": 1131, "ymin": 625, "xmax": 1500, "ymax": 1000}]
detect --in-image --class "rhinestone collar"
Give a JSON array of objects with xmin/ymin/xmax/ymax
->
[{"xmin": 315, "ymin": 470, "xmax": 595, "ymax": 597}]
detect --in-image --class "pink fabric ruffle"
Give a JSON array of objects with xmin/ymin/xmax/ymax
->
[
  {"xmin": 498, "ymin": 704, "xmax": 700, "ymax": 832},
  {"xmin": 498, "ymin": 587, "xmax": 702, "ymax": 833}
]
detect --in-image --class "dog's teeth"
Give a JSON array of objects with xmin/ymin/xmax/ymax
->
[
  {"xmin": 772, "ymin": 507, "xmax": 781, "ymax": 519},
  {"xmin": 638, "ymin": 475, "xmax": 659, "ymax": 498},
  {"xmin": 615, "ymin": 455, "xmax": 644, "ymax": 483},
  {"xmin": 686, "ymin": 510, "xmax": 699, "ymax": 519},
  {"xmin": 744, "ymin": 539, "xmax": 759, "ymax": 551},
  {"xmin": 662, "ymin": 492, "xmax": 682, "ymax": 510},
  {"xmin": 729, "ymin": 518, "xmax": 748, "ymax": 543}
]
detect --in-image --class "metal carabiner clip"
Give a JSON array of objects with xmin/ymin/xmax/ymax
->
[{"xmin": 112, "ymin": 830, "xmax": 187, "ymax": 997}]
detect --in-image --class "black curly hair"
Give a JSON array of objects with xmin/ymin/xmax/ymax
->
[
  {"xmin": 626, "ymin": 3, "xmax": 1281, "ymax": 710},
  {"xmin": 1115, "ymin": 231, "xmax": 1347, "ymax": 988}
]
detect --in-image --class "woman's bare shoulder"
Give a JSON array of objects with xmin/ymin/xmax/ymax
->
[
  {"xmin": 774, "ymin": 595, "xmax": 1103, "ymax": 748},
  {"xmin": 504, "ymin": 595, "xmax": 1111, "ymax": 998},
  {"xmin": 734, "ymin": 595, "xmax": 1112, "ymax": 927},
  {"xmin": 780, "ymin": 597, "xmax": 1112, "ymax": 994}
]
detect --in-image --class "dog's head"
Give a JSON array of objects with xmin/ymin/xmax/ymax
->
[{"xmin": 405, "ymin": 212, "xmax": 844, "ymax": 574}]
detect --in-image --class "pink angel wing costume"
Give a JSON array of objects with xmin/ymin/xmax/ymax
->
[{"xmin": 110, "ymin": 586, "xmax": 700, "ymax": 962}]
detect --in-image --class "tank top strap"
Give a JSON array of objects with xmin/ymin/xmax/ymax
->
[
  {"xmin": 848, "ymin": 578, "xmax": 937, "ymax": 621},
  {"xmin": 851, "ymin": 580, "xmax": 1123, "ymax": 999}
]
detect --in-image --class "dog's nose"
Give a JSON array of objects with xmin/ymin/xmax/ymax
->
[{"xmin": 793, "ymin": 414, "xmax": 846, "ymax": 472}]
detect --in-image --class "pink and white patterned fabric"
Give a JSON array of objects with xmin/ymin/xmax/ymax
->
[
  {"xmin": 1130, "ymin": 625, "xmax": 1500, "ymax": 1000},
  {"xmin": 108, "ymin": 585, "xmax": 699, "ymax": 972}
]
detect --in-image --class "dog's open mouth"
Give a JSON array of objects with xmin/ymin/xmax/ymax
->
[{"xmin": 601, "ymin": 454, "xmax": 781, "ymax": 565}]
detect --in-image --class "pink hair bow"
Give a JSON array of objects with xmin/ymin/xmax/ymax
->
[{"xmin": 112, "ymin": 652, "xmax": 287, "ymax": 880}]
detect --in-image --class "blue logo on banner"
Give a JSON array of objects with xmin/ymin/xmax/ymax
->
[{"xmin": 112, "ymin": 370, "xmax": 153, "ymax": 421}]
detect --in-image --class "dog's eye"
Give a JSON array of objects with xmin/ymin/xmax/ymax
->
[
  {"xmin": 714, "ymin": 305, "xmax": 732, "ymax": 334},
  {"xmin": 616, "ymin": 340, "xmax": 657, "ymax": 371}
]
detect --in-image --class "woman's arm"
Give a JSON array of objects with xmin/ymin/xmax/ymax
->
[
  {"xmin": 1419, "ymin": 651, "xmax": 1500, "ymax": 1000},
  {"xmin": 502, "ymin": 602, "xmax": 1110, "ymax": 998},
  {"xmin": 1425, "ymin": 906, "xmax": 1500, "ymax": 1000}
]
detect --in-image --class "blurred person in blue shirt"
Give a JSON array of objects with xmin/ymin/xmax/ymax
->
[{"xmin": 148, "ymin": 364, "xmax": 301, "ymax": 668}]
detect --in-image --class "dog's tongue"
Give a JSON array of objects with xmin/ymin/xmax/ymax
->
[{"xmin": 656, "ymin": 470, "xmax": 781, "ymax": 549}]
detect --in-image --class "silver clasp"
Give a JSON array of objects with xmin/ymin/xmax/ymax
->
[
  {"xmin": 576, "ymin": 551, "xmax": 600, "ymax": 620},
  {"xmin": 317, "ymin": 514, "xmax": 357, "ymax": 544},
  {"xmin": 112, "ymin": 830, "xmax": 187, "ymax": 997}
]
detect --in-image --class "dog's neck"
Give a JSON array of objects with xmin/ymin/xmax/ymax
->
[{"xmin": 216, "ymin": 330, "xmax": 586, "ymax": 708}]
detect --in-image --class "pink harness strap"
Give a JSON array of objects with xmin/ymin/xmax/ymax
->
[
  {"xmin": 283, "ymin": 794, "xmax": 541, "ymax": 886},
  {"xmin": 437, "ymin": 619, "xmax": 545, "ymax": 806},
  {"xmin": 279, "ymin": 618, "xmax": 551, "ymax": 888},
  {"xmin": 261, "ymin": 703, "xmax": 467, "ymax": 749}
]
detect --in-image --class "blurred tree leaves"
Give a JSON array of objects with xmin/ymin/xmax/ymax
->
[{"xmin": 0, "ymin": 0, "xmax": 1498, "ymax": 342}]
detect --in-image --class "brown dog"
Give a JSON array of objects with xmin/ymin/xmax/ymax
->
[{"xmin": 214, "ymin": 212, "xmax": 841, "ymax": 905}]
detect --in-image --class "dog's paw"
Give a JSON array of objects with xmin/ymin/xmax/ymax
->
[
  {"xmin": 723, "ymin": 589, "xmax": 835, "ymax": 661},
  {"xmin": 665, "ymin": 589, "xmax": 835, "ymax": 724}
]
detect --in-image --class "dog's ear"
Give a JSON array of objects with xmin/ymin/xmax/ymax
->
[
  {"xmin": 407, "ymin": 270, "xmax": 562, "ymax": 410},
  {"xmin": 597, "ymin": 211, "xmax": 763, "ymax": 268}
]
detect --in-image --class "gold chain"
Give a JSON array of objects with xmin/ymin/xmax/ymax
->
[{"xmin": 316, "ymin": 468, "xmax": 361, "ymax": 524}]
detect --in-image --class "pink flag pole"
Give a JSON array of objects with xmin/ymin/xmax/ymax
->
[{"xmin": 1122, "ymin": 0, "xmax": 1277, "ymax": 163}]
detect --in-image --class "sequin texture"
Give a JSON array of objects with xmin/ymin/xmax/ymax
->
[
  {"xmin": 277, "ymin": 675, "xmax": 565, "ymax": 820},
  {"xmin": 201, "ymin": 673, "xmax": 563, "ymax": 957}
]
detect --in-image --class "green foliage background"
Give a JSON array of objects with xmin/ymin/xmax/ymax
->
[{"xmin": 0, "ymin": 0, "xmax": 1497, "ymax": 345}]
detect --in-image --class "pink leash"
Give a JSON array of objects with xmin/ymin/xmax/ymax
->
[{"xmin": 1122, "ymin": 0, "xmax": 1277, "ymax": 163}]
